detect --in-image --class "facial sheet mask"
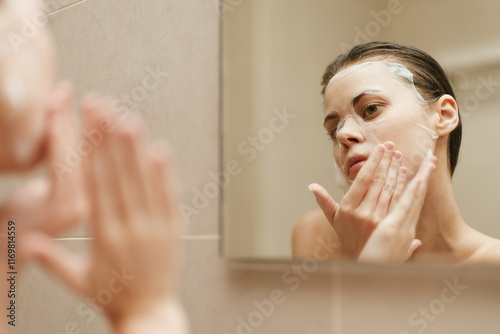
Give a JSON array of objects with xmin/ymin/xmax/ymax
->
[{"xmin": 323, "ymin": 61, "xmax": 438, "ymax": 189}]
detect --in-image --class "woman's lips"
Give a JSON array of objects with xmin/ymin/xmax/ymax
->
[{"xmin": 349, "ymin": 160, "xmax": 366, "ymax": 179}]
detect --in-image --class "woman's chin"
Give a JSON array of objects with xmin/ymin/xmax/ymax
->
[{"xmin": 0, "ymin": 135, "xmax": 45, "ymax": 172}]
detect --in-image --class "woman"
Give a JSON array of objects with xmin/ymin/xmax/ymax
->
[
  {"xmin": 292, "ymin": 42, "xmax": 500, "ymax": 264},
  {"xmin": 1, "ymin": 0, "xmax": 188, "ymax": 333}
]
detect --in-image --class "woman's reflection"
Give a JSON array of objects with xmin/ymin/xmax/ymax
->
[{"xmin": 293, "ymin": 42, "xmax": 500, "ymax": 264}]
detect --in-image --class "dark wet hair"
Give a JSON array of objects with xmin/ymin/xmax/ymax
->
[{"xmin": 321, "ymin": 42, "xmax": 461, "ymax": 176}]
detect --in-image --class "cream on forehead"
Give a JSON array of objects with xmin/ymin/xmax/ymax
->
[{"xmin": 325, "ymin": 61, "xmax": 427, "ymax": 105}]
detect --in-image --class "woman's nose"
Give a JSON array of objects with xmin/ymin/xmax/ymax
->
[{"xmin": 336, "ymin": 116, "xmax": 365, "ymax": 149}]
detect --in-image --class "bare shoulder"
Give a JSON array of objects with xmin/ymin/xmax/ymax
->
[
  {"xmin": 292, "ymin": 209, "xmax": 340, "ymax": 259},
  {"xmin": 464, "ymin": 234, "xmax": 500, "ymax": 265}
]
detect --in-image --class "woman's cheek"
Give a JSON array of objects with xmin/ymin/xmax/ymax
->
[{"xmin": 333, "ymin": 147, "xmax": 341, "ymax": 169}]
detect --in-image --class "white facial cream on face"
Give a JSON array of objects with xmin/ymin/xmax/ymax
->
[{"xmin": 324, "ymin": 61, "xmax": 438, "ymax": 188}]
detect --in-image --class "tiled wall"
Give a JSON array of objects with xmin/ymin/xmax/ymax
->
[{"xmin": 9, "ymin": 1, "xmax": 500, "ymax": 334}]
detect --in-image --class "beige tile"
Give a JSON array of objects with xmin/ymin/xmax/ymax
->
[
  {"xmin": 16, "ymin": 230, "xmax": 500, "ymax": 334},
  {"xmin": 339, "ymin": 264, "xmax": 500, "ymax": 334},
  {"xmin": 46, "ymin": 0, "xmax": 220, "ymax": 236},
  {"xmin": 15, "ymin": 237, "xmax": 338, "ymax": 334},
  {"xmin": 14, "ymin": 239, "xmax": 112, "ymax": 334},
  {"xmin": 181, "ymin": 238, "xmax": 337, "ymax": 334}
]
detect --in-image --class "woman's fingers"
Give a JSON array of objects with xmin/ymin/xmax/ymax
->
[
  {"xmin": 82, "ymin": 96, "xmax": 123, "ymax": 236},
  {"xmin": 388, "ymin": 166, "xmax": 408, "ymax": 212},
  {"xmin": 81, "ymin": 96, "xmax": 101, "ymax": 226},
  {"xmin": 44, "ymin": 82, "xmax": 88, "ymax": 234},
  {"xmin": 111, "ymin": 115, "xmax": 155, "ymax": 222},
  {"xmin": 21, "ymin": 232, "xmax": 89, "ymax": 295},
  {"xmin": 309, "ymin": 183, "xmax": 340, "ymax": 223},
  {"xmin": 47, "ymin": 82, "xmax": 74, "ymax": 182},
  {"xmin": 342, "ymin": 143, "xmax": 386, "ymax": 208},
  {"xmin": 358, "ymin": 142, "xmax": 394, "ymax": 210},
  {"xmin": 372, "ymin": 151, "xmax": 403, "ymax": 217},
  {"xmin": 82, "ymin": 94, "xmax": 160, "ymax": 238},
  {"xmin": 149, "ymin": 141, "xmax": 179, "ymax": 224},
  {"xmin": 405, "ymin": 239, "xmax": 422, "ymax": 261},
  {"xmin": 387, "ymin": 150, "xmax": 436, "ymax": 232},
  {"xmin": 362, "ymin": 147, "xmax": 402, "ymax": 219},
  {"xmin": 362, "ymin": 152, "xmax": 435, "ymax": 264}
]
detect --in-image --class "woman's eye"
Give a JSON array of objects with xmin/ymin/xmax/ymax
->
[{"xmin": 362, "ymin": 104, "xmax": 381, "ymax": 118}]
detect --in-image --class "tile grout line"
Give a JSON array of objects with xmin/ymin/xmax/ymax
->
[
  {"xmin": 333, "ymin": 264, "xmax": 343, "ymax": 334},
  {"xmin": 53, "ymin": 237, "xmax": 93, "ymax": 241},
  {"xmin": 181, "ymin": 234, "xmax": 220, "ymax": 240},
  {"xmin": 53, "ymin": 234, "xmax": 221, "ymax": 241},
  {"xmin": 46, "ymin": 0, "xmax": 88, "ymax": 16}
]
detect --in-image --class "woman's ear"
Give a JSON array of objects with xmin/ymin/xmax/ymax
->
[{"xmin": 432, "ymin": 94, "xmax": 459, "ymax": 137}]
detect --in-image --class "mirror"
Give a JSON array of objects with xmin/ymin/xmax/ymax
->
[{"xmin": 222, "ymin": 0, "xmax": 500, "ymax": 261}]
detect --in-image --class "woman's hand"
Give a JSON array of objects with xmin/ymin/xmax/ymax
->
[
  {"xmin": 21, "ymin": 96, "xmax": 188, "ymax": 333},
  {"xmin": 1, "ymin": 83, "xmax": 88, "ymax": 267},
  {"xmin": 310, "ymin": 142, "xmax": 408, "ymax": 258},
  {"xmin": 358, "ymin": 151, "xmax": 436, "ymax": 263}
]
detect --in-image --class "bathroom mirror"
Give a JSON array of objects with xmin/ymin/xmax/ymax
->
[{"xmin": 222, "ymin": 0, "xmax": 500, "ymax": 260}]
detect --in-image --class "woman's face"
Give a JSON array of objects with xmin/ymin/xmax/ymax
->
[
  {"xmin": 323, "ymin": 61, "xmax": 437, "ymax": 183},
  {"xmin": 0, "ymin": 0, "xmax": 56, "ymax": 170}
]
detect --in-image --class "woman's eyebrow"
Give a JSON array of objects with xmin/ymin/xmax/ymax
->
[{"xmin": 351, "ymin": 89, "xmax": 382, "ymax": 109}]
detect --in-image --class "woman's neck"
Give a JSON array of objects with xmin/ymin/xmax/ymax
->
[{"xmin": 411, "ymin": 162, "xmax": 480, "ymax": 262}]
